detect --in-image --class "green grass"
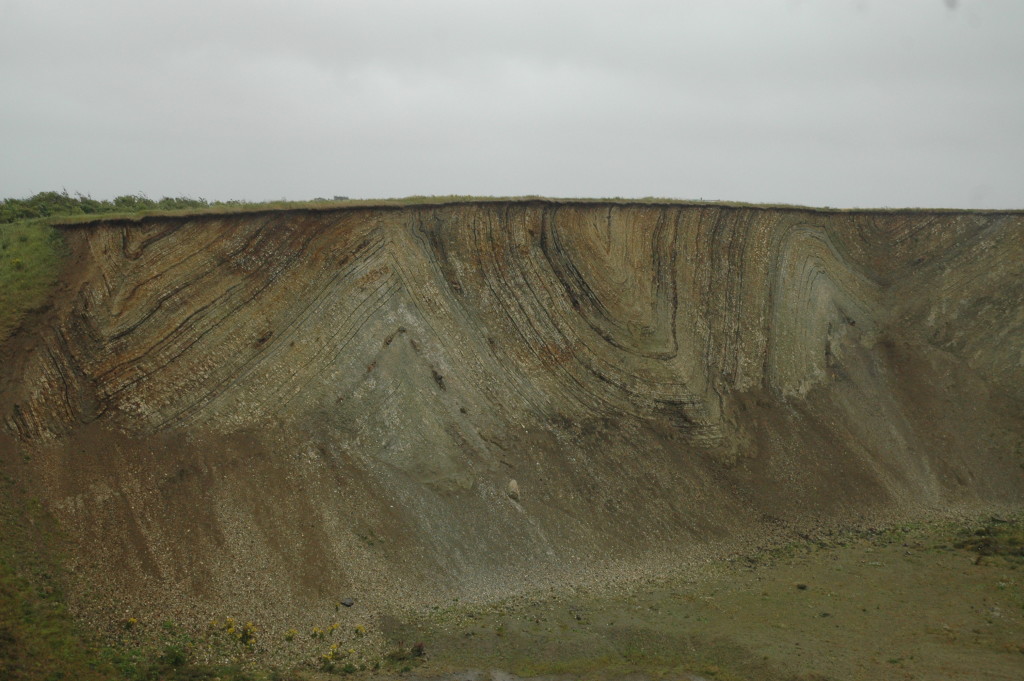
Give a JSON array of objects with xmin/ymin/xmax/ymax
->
[
  {"xmin": 6, "ymin": 188, "xmax": 1024, "ymax": 236},
  {"xmin": 0, "ymin": 464, "xmax": 119, "ymax": 681},
  {"xmin": 0, "ymin": 221, "xmax": 66, "ymax": 342},
  {"xmin": 0, "ymin": 550, "xmax": 279, "ymax": 681},
  {"xmin": 0, "ymin": 470, "xmax": 290, "ymax": 681},
  {"xmin": 954, "ymin": 517, "xmax": 1024, "ymax": 563},
  {"xmin": 1, "ymin": 191, "xmax": 212, "ymax": 224}
]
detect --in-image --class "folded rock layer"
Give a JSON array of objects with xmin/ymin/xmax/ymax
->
[{"xmin": 2, "ymin": 200, "xmax": 1022, "ymax": 631}]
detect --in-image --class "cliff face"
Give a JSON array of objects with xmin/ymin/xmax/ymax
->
[{"xmin": 2, "ymin": 201, "xmax": 1022, "ymax": 631}]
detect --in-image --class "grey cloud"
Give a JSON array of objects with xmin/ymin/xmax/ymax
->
[{"xmin": 1, "ymin": 0, "xmax": 1021, "ymax": 207}]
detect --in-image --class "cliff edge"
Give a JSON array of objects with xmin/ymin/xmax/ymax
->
[{"xmin": 2, "ymin": 200, "xmax": 1022, "ymax": 654}]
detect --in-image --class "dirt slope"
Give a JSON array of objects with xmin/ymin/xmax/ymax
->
[{"xmin": 1, "ymin": 200, "xmax": 1022, "ymax": 658}]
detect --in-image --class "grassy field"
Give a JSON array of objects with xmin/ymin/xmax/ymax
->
[
  {"xmin": 387, "ymin": 516, "xmax": 1024, "ymax": 681},
  {"xmin": 0, "ymin": 464, "xmax": 285, "ymax": 681},
  {"xmin": 0, "ymin": 221, "xmax": 66, "ymax": 342}
]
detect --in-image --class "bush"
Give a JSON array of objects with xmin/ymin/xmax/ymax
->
[{"xmin": 0, "ymin": 191, "xmax": 212, "ymax": 225}]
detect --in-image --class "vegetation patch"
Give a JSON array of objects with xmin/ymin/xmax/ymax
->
[
  {"xmin": 954, "ymin": 517, "xmax": 1024, "ymax": 564},
  {"xmin": 0, "ymin": 191, "xmax": 211, "ymax": 224},
  {"xmin": 0, "ymin": 464, "xmax": 118, "ymax": 681},
  {"xmin": 0, "ymin": 221, "xmax": 66, "ymax": 342},
  {"xmin": 383, "ymin": 514, "xmax": 1024, "ymax": 681},
  {"xmin": 0, "ymin": 546, "xmax": 113, "ymax": 680},
  {"xmin": 0, "ymin": 463, "xmax": 300, "ymax": 681}
]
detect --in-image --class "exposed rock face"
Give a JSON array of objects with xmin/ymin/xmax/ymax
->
[{"xmin": 2, "ymin": 200, "xmax": 1022, "ymax": 631}]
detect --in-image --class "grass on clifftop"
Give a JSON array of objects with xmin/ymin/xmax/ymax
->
[{"xmin": 11, "ymin": 188, "xmax": 1013, "ymax": 233}]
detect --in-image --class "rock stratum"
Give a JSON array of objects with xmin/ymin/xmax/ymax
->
[{"xmin": 1, "ymin": 200, "xmax": 1023, "ymax": 644}]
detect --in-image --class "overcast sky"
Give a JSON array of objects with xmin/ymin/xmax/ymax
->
[{"xmin": 2, "ymin": 0, "xmax": 1022, "ymax": 208}]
